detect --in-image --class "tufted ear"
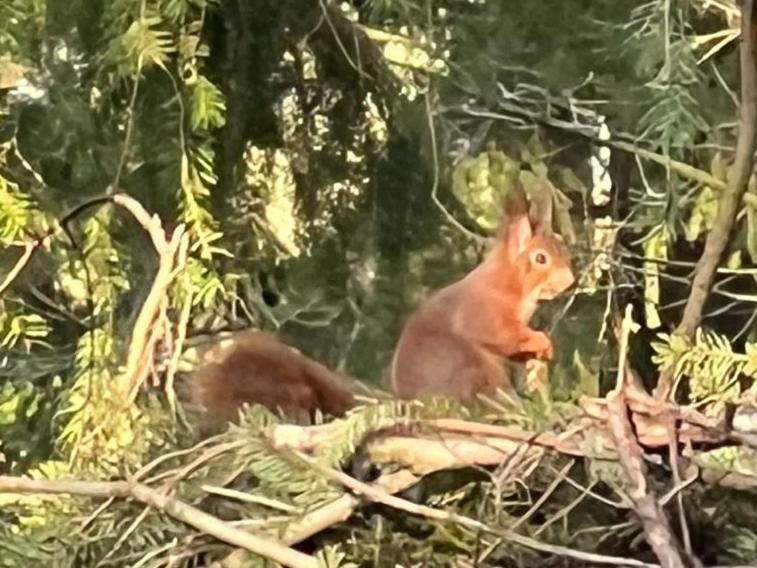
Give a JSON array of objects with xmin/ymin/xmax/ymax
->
[
  {"xmin": 504, "ymin": 213, "xmax": 533, "ymax": 259},
  {"xmin": 527, "ymin": 180, "xmax": 554, "ymax": 236},
  {"xmin": 503, "ymin": 178, "xmax": 529, "ymax": 218},
  {"xmin": 497, "ymin": 178, "xmax": 533, "ymax": 258}
]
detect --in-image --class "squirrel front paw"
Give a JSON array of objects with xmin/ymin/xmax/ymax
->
[{"xmin": 523, "ymin": 331, "xmax": 554, "ymax": 361}]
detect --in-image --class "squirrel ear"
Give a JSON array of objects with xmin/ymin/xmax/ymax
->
[
  {"xmin": 505, "ymin": 214, "xmax": 532, "ymax": 258},
  {"xmin": 503, "ymin": 178, "xmax": 529, "ymax": 218},
  {"xmin": 527, "ymin": 181, "xmax": 554, "ymax": 236},
  {"xmin": 498, "ymin": 179, "xmax": 532, "ymax": 258}
]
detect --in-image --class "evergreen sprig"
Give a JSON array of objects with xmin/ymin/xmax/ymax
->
[{"xmin": 652, "ymin": 328, "xmax": 757, "ymax": 404}]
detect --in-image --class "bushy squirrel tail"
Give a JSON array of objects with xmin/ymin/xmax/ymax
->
[{"xmin": 191, "ymin": 331, "xmax": 355, "ymax": 424}]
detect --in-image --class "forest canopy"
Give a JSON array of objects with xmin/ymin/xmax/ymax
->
[{"xmin": 2, "ymin": 0, "xmax": 757, "ymax": 567}]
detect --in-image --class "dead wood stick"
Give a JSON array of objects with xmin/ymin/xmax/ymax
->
[{"xmin": 0, "ymin": 240, "xmax": 41, "ymax": 295}]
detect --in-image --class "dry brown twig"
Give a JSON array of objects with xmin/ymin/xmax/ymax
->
[
  {"xmin": 265, "ymin": 406, "xmax": 735, "ymax": 481},
  {"xmin": 218, "ymin": 469, "xmax": 421, "ymax": 568}
]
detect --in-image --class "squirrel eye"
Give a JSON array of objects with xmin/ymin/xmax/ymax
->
[{"xmin": 534, "ymin": 252, "xmax": 548, "ymax": 265}]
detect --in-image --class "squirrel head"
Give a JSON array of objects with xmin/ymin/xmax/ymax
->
[{"xmin": 499, "ymin": 180, "xmax": 575, "ymax": 303}]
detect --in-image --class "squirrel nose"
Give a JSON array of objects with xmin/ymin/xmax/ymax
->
[{"xmin": 550, "ymin": 267, "xmax": 575, "ymax": 293}]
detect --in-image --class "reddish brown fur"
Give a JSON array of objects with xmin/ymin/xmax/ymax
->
[
  {"xmin": 390, "ymin": 193, "xmax": 575, "ymax": 402},
  {"xmin": 191, "ymin": 192, "xmax": 573, "ymax": 421},
  {"xmin": 191, "ymin": 331, "xmax": 355, "ymax": 424}
]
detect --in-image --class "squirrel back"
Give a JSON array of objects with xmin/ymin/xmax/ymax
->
[
  {"xmin": 390, "ymin": 180, "xmax": 575, "ymax": 401},
  {"xmin": 191, "ymin": 331, "xmax": 355, "ymax": 424}
]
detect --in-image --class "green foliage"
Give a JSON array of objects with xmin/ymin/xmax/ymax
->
[
  {"xmin": 190, "ymin": 75, "xmax": 226, "ymax": 131},
  {"xmin": 0, "ymin": 313, "xmax": 50, "ymax": 351},
  {"xmin": 0, "ymin": 176, "xmax": 46, "ymax": 242},
  {"xmin": 451, "ymin": 146, "xmax": 520, "ymax": 231},
  {"xmin": 637, "ymin": 38, "xmax": 708, "ymax": 149},
  {"xmin": 105, "ymin": 12, "xmax": 176, "ymax": 75},
  {"xmin": 652, "ymin": 329, "xmax": 757, "ymax": 406},
  {"xmin": 57, "ymin": 329, "xmax": 149, "ymax": 474},
  {"xmin": 3, "ymin": 0, "xmax": 757, "ymax": 565},
  {"xmin": 0, "ymin": 379, "xmax": 57, "ymax": 473}
]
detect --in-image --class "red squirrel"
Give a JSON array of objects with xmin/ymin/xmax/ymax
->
[
  {"xmin": 390, "ymin": 185, "xmax": 575, "ymax": 402},
  {"xmin": 190, "ymin": 186, "xmax": 574, "ymax": 422}
]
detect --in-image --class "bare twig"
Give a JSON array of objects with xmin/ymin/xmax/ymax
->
[
  {"xmin": 666, "ymin": 417, "xmax": 693, "ymax": 557},
  {"xmin": 284, "ymin": 469, "xmax": 418, "ymax": 544},
  {"xmin": 146, "ymin": 440, "xmax": 246, "ymax": 487},
  {"xmin": 425, "ymin": 92, "xmax": 487, "ymax": 242},
  {"xmin": 133, "ymin": 434, "xmax": 227, "ymax": 481},
  {"xmin": 164, "ymin": 238, "xmax": 193, "ymax": 414},
  {"xmin": 201, "ymin": 485, "xmax": 299, "ymax": 513},
  {"xmin": 509, "ymin": 459, "xmax": 574, "ymax": 531},
  {"xmin": 0, "ymin": 475, "xmax": 318, "ymax": 568},
  {"xmin": 0, "ymin": 195, "xmax": 114, "ymax": 296},
  {"xmin": 0, "ymin": 240, "xmax": 41, "ymax": 295},
  {"xmin": 533, "ymin": 479, "xmax": 596, "ymax": 537}
]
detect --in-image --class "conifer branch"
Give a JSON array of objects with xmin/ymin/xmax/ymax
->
[
  {"xmin": 0, "ymin": 194, "xmax": 114, "ymax": 296},
  {"xmin": 0, "ymin": 475, "xmax": 319, "ymax": 568}
]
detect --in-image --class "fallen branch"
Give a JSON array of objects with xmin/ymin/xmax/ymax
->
[
  {"xmin": 5, "ymin": 392, "xmax": 757, "ymax": 566},
  {"xmin": 260, "ymin": 393, "xmax": 757, "ymax": 490}
]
